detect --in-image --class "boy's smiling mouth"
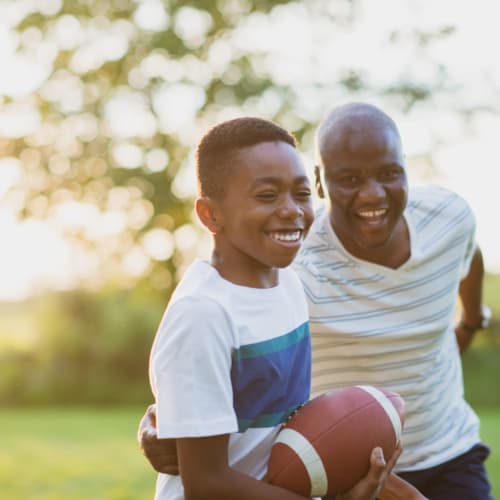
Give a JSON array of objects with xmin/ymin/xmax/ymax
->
[{"xmin": 268, "ymin": 230, "xmax": 303, "ymax": 242}]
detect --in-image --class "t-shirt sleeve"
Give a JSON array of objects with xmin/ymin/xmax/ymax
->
[
  {"xmin": 150, "ymin": 295, "xmax": 238, "ymax": 438},
  {"xmin": 459, "ymin": 199, "xmax": 478, "ymax": 279}
]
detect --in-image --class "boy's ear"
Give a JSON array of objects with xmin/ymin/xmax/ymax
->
[
  {"xmin": 195, "ymin": 197, "xmax": 223, "ymax": 234},
  {"xmin": 314, "ymin": 165, "xmax": 325, "ymax": 199}
]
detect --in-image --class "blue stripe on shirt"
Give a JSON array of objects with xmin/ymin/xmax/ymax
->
[{"xmin": 231, "ymin": 322, "xmax": 311, "ymax": 431}]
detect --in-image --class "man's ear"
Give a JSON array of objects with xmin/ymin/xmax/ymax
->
[
  {"xmin": 314, "ymin": 165, "xmax": 325, "ymax": 199},
  {"xmin": 195, "ymin": 197, "xmax": 223, "ymax": 234}
]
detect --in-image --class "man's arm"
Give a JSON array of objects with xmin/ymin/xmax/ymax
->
[
  {"xmin": 138, "ymin": 404, "xmax": 179, "ymax": 475},
  {"xmin": 456, "ymin": 247, "xmax": 487, "ymax": 353}
]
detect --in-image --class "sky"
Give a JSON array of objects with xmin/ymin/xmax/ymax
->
[{"xmin": 1, "ymin": 0, "xmax": 500, "ymax": 300}]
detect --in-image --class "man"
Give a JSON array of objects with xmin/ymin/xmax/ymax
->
[{"xmin": 140, "ymin": 103, "xmax": 492, "ymax": 499}]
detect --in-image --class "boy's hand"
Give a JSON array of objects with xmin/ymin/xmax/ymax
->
[
  {"xmin": 336, "ymin": 445, "xmax": 401, "ymax": 500},
  {"xmin": 378, "ymin": 472, "xmax": 429, "ymax": 500},
  {"xmin": 138, "ymin": 404, "xmax": 179, "ymax": 475}
]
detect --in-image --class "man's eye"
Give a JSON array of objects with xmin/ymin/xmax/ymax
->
[
  {"xmin": 380, "ymin": 170, "xmax": 400, "ymax": 181},
  {"xmin": 339, "ymin": 176, "xmax": 359, "ymax": 185}
]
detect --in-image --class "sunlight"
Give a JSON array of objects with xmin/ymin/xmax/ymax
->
[{"xmin": 2, "ymin": 0, "xmax": 500, "ymax": 300}]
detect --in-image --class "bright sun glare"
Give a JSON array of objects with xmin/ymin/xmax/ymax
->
[{"xmin": 1, "ymin": 0, "xmax": 500, "ymax": 300}]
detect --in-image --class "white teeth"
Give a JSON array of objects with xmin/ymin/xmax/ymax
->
[
  {"xmin": 359, "ymin": 209, "xmax": 387, "ymax": 218},
  {"xmin": 270, "ymin": 231, "xmax": 301, "ymax": 242}
]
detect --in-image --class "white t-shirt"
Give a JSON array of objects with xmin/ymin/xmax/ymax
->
[
  {"xmin": 149, "ymin": 259, "xmax": 311, "ymax": 499},
  {"xmin": 293, "ymin": 185, "xmax": 480, "ymax": 471}
]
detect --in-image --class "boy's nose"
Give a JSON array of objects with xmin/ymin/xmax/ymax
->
[{"xmin": 278, "ymin": 198, "xmax": 303, "ymax": 220}]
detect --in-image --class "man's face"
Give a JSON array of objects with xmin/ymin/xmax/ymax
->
[
  {"xmin": 214, "ymin": 141, "xmax": 314, "ymax": 279},
  {"xmin": 319, "ymin": 122, "xmax": 408, "ymax": 261}
]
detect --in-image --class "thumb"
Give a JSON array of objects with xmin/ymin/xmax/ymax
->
[{"xmin": 367, "ymin": 447, "xmax": 386, "ymax": 481}]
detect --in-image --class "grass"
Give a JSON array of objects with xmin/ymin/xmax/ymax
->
[
  {"xmin": 0, "ymin": 407, "xmax": 156, "ymax": 500},
  {"xmin": 0, "ymin": 406, "xmax": 498, "ymax": 499},
  {"xmin": 479, "ymin": 409, "xmax": 500, "ymax": 497}
]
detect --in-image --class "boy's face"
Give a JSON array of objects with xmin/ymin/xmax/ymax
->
[{"xmin": 213, "ymin": 141, "xmax": 314, "ymax": 280}]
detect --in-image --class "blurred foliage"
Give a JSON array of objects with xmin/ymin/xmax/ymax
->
[
  {"xmin": 3, "ymin": 0, "xmax": 492, "ymax": 407},
  {"xmin": 0, "ymin": 286, "xmax": 165, "ymax": 405},
  {"xmin": 1, "ymin": 0, "xmax": 459, "ymax": 294},
  {"xmin": 463, "ymin": 271, "xmax": 500, "ymax": 408},
  {"xmin": 0, "ymin": 273, "xmax": 499, "ymax": 406}
]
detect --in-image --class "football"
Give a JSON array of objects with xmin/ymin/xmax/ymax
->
[{"xmin": 266, "ymin": 385, "xmax": 405, "ymax": 497}]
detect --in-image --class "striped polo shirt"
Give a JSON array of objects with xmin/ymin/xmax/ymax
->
[{"xmin": 293, "ymin": 185, "xmax": 480, "ymax": 471}]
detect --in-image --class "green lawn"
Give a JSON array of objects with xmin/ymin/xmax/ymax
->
[
  {"xmin": 480, "ymin": 409, "xmax": 500, "ymax": 498},
  {"xmin": 0, "ymin": 406, "xmax": 498, "ymax": 499},
  {"xmin": 0, "ymin": 407, "xmax": 156, "ymax": 500}
]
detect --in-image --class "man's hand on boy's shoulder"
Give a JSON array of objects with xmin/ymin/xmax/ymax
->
[{"xmin": 138, "ymin": 404, "xmax": 179, "ymax": 475}]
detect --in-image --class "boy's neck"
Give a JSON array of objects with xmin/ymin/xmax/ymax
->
[{"xmin": 210, "ymin": 252, "xmax": 279, "ymax": 289}]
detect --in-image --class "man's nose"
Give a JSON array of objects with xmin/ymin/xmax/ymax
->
[{"xmin": 359, "ymin": 177, "xmax": 385, "ymax": 201}]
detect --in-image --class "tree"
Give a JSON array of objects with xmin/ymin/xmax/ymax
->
[{"xmin": 1, "ymin": 0, "xmax": 458, "ymax": 294}]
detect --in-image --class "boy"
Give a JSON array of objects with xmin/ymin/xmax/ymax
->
[{"xmin": 148, "ymin": 116, "xmax": 399, "ymax": 499}]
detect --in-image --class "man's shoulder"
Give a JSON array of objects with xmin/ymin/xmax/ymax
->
[
  {"xmin": 408, "ymin": 184, "xmax": 469, "ymax": 208},
  {"xmin": 408, "ymin": 184, "xmax": 473, "ymax": 220},
  {"xmin": 407, "ymin": 184, "xmax": 476, "ymax": 248}
]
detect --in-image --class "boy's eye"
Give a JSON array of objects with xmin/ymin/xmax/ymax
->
[
  {"xmin": 295, "ymin": 189, "xmax": 311, "ymax": 200},
  {"xmin": 255, "ymin": 191, "xmax": 277, "ymax": 200}
]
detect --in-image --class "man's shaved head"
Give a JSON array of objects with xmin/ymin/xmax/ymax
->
[{"xmin": 316, "ymin": 102, "xmax": 401, "ymax": 165}]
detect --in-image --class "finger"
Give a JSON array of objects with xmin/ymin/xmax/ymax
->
[
  {"xmin": 160, "ymin": 465, "xmax": 180, "ymax": 475},
  {"xmin": 384, "ymin": 443, "xmax": 403, "ymax": 473},
  {"xmin": 140, "ymin": 406, "xmax": 158, "ymax": 441},
  {"xmin": 147, "ymin": 403, "xmax": 157, "ymax": 428},
  {"xmin": 360, "ymin": 447, "xmax": 386, "ymax": 491},
  {"xmin": 371, "ymin": 447, "xmax": 386, "ymax": 469},
  {"xmin": 138, "ymin": 413, "xmax": 151, "ymax": 444}
]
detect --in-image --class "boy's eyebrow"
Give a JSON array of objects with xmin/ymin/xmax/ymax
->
[{"xmin": 250, "ymin": 175, "xmax": 310, "ymax": 187}]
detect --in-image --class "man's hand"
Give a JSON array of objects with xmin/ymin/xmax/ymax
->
[
  {"xmin": 138, "ymin": 404, "xmax": 179, "ymax": 475},
  {"xmin": 335, "ymin": 445, "xmax": 401, "ymax": 500}
]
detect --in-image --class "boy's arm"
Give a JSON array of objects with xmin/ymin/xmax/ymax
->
[
  {"xmin": 377, "ymin": 472, "xmax": 428, "ymax": 500},
  {"xmin": 177, "ymin": 433, "xmax": 308, "ymax": 499},
  {"xmin": 139, "ymin": 405, "xmax": 402, "ymax": 500}
]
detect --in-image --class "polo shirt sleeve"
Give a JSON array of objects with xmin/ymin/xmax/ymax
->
[
  {"xmin": 150, "ymin": 295, "xmax": 238, "ymax": 438},
  {"xmin": 459, "ymin": 200, "xmax": 478, "ymax": 279}
]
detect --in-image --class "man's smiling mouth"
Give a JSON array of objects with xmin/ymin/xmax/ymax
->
[{"xmin": 357, "ymin": 209, "xmax": 388, "ymax": 225}]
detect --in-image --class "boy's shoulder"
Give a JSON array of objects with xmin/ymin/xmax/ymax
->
[
  {"xmin": 169, "ymin": 260, "xmax": 303, "ymax": 312},
  {"xmin": 169, "ymin": 259, "xmax": 218, "ymax": 302}
]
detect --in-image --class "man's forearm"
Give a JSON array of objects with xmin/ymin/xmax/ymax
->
[{"xmin": 456, "ymin": 247, "xmax": 486, "ymax": 352}]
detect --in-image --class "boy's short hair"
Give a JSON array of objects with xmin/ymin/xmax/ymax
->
[{"xmin": 196, "ymin": 116, "xmax": 297, "ymax": 199}]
